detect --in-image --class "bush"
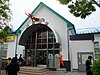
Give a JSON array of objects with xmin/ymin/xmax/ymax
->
[{"xmin": 92, "ymin": 59, "xmax": 100, "ymax": 75}]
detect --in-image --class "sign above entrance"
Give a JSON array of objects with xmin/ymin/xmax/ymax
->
[{"xmin": 7, "ymin": 35, "xmax": 15, "ymax": 41}]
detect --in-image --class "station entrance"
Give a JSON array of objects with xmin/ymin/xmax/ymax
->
[{"xmin": 24, "ymin": 27, "xmax": 60, "ymax": 68}]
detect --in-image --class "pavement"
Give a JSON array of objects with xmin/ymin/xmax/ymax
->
[
  {"xmin": 1, "ymin": 69, "xmax": 86, "ymax": 75},
  {"xmin": 18, "ymin": 71, "xmax": 85, "ymax": 75},
  {"xmin": 17, "ymin": 69, "xmax": 85, "ymax": 75}
]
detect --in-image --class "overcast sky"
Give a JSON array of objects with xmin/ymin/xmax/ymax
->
[{"xmin": 10, "ymin": 0, "xmax": 100, "ymax": 30}]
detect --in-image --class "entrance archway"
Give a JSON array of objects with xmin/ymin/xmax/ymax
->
[
  {"xmin": 19, "ymin": 24, "xmax": 60, "ymax": 68},
  {"xmin": 25, "ymin": 28, "xmax": 60, "ymax": 67}
]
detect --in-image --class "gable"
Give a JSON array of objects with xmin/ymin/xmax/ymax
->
[{"xmin": 15, "ymin": 2, "xmax": 75, "ymax": 34}]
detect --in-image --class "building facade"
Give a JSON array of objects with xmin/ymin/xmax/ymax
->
[
  {"xmin": 6, "ymin": 2, "xmax": 100, "ymax": 71},
  {"xmin": 7, "ymin": 2, "xmax": 75, "ymax": 71}
]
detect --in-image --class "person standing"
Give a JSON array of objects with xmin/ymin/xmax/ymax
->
[
  {"xmin": 58, "ymin": 54, "xmax": 64, "ymax": 67},
  {"xmin": 5, "ymin": 57, "xmax": 11, "ymax": 74},
  {"xmin": 85, "ymin": 56, "xmax": 93, "ymax": 75},
  {"xmin": 15, "ymin": 54, "xmax": 18, "ymax": 62},
  {"xmin": 27, "ymin": 55, "xmax": 31, "ymax": 66},
  {"xmin": 18, "ymin": 54, "xmax": 24, "ymax": 66},
  {"xmin": 7, "ymin": 57, "xmax": 20, "ymax": 75}
]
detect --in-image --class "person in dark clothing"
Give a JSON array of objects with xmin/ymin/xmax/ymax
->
[
  {"xmin": 18, "ymin": 54, "xmax": 24, "ymax": 66},
  {"xmin": 5, "ymin": 57, "xmax": 12, "ymax": 74},
  {"xmin": 15, "ymin": 54, "xmax": 18, "ymax": 61},
  {"xmin": 85, "ymin": 56, "xmax": 93, "ymax": 75},
  {"xmin": 7, "ymin": 57, "xmax": 20, "ymax": 75}
]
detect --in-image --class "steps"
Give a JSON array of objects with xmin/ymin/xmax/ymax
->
[{"xmin": 19, "ymin": 66, "xmax": 50, "ymax": 75}]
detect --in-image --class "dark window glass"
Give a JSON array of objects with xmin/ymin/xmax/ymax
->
[
  {"xmin": 37, "ymin": 39, "xmax": 41, "ymax": 43},
  {"xmin": 42, "ymin": 39, "xmax": 47, "ymax": 43},
  {"xmin": 54, "ymin": 43, "xmax": 60, "ymax": 48},
  {"xmin": 48, "ymin": 31, "xmax": 54, "ymax": 37},
  {"xmin": 42, "ymin": 31, "xmax": 47, "ymax": 38},
  {"xmin": 32, "ymin": 33, "xmax": 36, "ymax": 38},
  {"xmin": 32, "ymin": 39, "xmax": 35, "ymax": 45},
  {"xmin": 37, "ymin": 33, "xmax": 41, "ymax": 38},
  {"xmin": 37, "ymin": 30, "xmax": 42, "ymax": 38},
  {"xmin": 48, "ymin": 38, "xmax": 53, "ymax": 43},
  {"xmin": 37, "ymin": 44, "xmax": 41, "ymax": 49},
  {"xmin": 42, "ymin": 44, "xmax": 47, "ymax": 49},
  {"xmin": 48, "ymin": 44, "xmax": 53, "ymax": 49},
  {"xmin": 30, "ymin": 45, "xmax": 35, "ymax": 49},
  {"xmin": 54, "ymin": 38, "xmax": 56, "ymax": 43}
]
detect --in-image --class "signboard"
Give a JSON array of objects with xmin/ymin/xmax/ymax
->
[{"xmin": 7, "ymin": 35, "xmax": 15, "ymax": 41}]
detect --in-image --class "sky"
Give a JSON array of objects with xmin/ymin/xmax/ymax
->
[{"xmin": 9, "ymin": 0, "xmax": 100, "ymax": 30}]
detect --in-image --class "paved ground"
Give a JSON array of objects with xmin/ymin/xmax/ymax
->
[
  {"xmin": 18, "ymin": 69, "xmax": 85, "ymax": 75},
  {"xmin": 18, "ymin": 71, "xmax": 85, "ymax": 75},
  {"xmin": 1, "ymin": 70, "xmax": 86, "ymax": 75},
  {"xmin": 45, "ymin": 71, "xmax": 85, "ymax": 75}
]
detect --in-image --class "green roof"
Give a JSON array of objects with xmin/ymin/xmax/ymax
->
[{"xmin": 15, "ymin": 2, "xmax": 75, "ymax": 34}]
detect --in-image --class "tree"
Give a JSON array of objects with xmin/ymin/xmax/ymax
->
[
  {"xmin": 58, "ymin": 0, "xmax": 100, "ymax": 19},
  {"xmin": 0, "ymin": 26, "xmax": 11, "ymax": 42},
  {"xmin": 0, "ymin": 0, "xmax": 12, "ymax": 41}
]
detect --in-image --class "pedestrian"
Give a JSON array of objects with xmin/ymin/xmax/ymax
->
[
  {"xmin": 59, "ymin": 54, "xmax": 64, "ymax": 67},
  {"xmin": 5, "ymin": 57, "xmax": 11, "ymax": 75},
  {"xmin": 27, "ymin": 55, "xmax": 31, "ymax": 66},
  {"xmin": 7, "ymin": 57, "xmax": 20, "ymax": 75},
  {"xmin": 15, "ymin": 54, "xmax": 18, "ymax": 61},
  {"xmin": 18, "ymin": 54, "xmax": 24, "ymax": 66},
  {"xmin": 85, "ymin": 56, "xmax": 93, "ymax": 75}
]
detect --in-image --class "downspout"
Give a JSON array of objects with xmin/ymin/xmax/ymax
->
[
  {"xmin": 15, "ymin": 34, "xmax": 18, "ymax": 56},
  {"xmin": 67, "ymin": 28, "xmax": 70, "ymax": 61},
  {"xmin": 66, "ymin": 28, "xmax": 72, "ymax": 71}
]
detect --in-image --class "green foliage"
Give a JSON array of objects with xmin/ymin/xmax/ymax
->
[
  {"xmin": 0, "ymin": 0, "xmax": 11, "ymax": 26},
  {"xmin": 92, "ymin": 59, "xmax": 100, "ymax": 75},
  {"xmin": 0, "ymin": 0, "xmax": 12, "ymax": 42},
  {"xmin": 0, "ymin": 26, "xmax": 11, "ymax": 42},
  {"xmin": 58, "ymin": 0, "xmax": 72, "ymax": 4},
  {"xmin": 58, "ymin": 0, "xmax": 96, "ymax": 19}
]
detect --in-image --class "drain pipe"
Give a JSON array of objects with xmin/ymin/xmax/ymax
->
[{"xmin": 15, "ymin": 34, "xmax": 18, "ymax": 56}]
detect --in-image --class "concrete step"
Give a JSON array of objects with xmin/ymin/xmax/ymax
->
[{"xmin": 19, "ymin": 66, "xmax": 50, "ymax": 75}]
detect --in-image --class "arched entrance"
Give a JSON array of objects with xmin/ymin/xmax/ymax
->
[{"xmin": 19, "ymin": 24, "xmax": 60, "ymax": 68}]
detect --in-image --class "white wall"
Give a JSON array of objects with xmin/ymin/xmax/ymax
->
[
  {"xmin": 69, "ymin": 40, "xmax": 94, "ymax": 69},
  {"xmin": 94, "ymin": 34, "xmax": 100, "ymax": 48},
  {"xmin": 16, "ymin": 45, "xmax": 25, "ymax": 57},
  {"xmin": 7, "ymin": 35, "xmax": 25, "ymax": 58},
  {"xmin": 7, "ymin": 36, "xmax": 17, "ymax": 58}
]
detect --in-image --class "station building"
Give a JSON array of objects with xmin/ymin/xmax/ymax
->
[{"xmin": 5, "ymin": 2, "xmax": 100, "ymax": 71}]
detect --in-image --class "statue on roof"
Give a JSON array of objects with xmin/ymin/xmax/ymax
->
[{"xmin": 25, "ymin": 13, "xmax": 48, "ymax": 25}]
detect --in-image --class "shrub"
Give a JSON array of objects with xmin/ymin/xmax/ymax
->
[{"xmin": 92, "ymin": 59, "xmax": 100, "ymax": 75}]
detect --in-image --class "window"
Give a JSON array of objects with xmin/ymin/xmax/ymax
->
[
  {"xmin": 26, "ymin": 28, "xmax": 59, "ymax": 50},
  {"xmin": 94, "ymin": 42, "xmax": 100, "ymax": 59}
]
